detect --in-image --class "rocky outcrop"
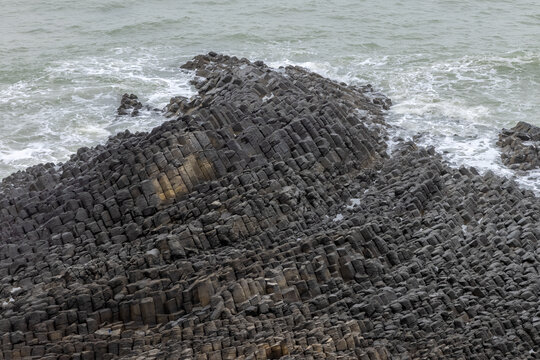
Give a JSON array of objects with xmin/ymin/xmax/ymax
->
[
  {"xmin": 117, "ymin": 93, "xmax": 144, "ymax": 116},
  {"xmin": 497, "ymin": 121, "xmax": 540, "ymax": 170},
  {"xmin": 0, "ymin": 53, "xmax": 539, "ymax": 360}
]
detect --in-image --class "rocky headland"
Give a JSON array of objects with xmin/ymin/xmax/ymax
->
[{"xmin": 0, "ymin": 53, "xmax": 539, "ymax": 360}]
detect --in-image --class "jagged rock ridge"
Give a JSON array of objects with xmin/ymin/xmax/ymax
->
[{"xmin": 0, "ymin": 53, "xmax": 539, "ymax": 360}]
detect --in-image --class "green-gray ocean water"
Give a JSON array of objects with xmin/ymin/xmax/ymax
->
[{"xmin": 1, "ymin": 0, "xmax": 540, "ymax": 190}]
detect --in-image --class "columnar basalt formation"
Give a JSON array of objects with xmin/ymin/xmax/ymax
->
[{"xmin": 0, "ymin": 53, "xmax": 539, "ymax": 360}]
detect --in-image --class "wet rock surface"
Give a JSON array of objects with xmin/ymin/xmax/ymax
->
[
  {"xmin": 117, "ymin": 93, "xmax": 144, "ymax": 116},
  {"xmin": 497, "ymin": 121, "xmax": 540, "ymax": 170},
  {"xmin": 0, "ymin": 53, "xmax": 539, "ymax": 359}
]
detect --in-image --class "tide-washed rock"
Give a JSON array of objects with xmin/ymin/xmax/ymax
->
[
  {"xmin": 0, "ymin": 53, "xmax": 539, "ymax": 360},
  {"xmin": 497, "ymin": 121, "xmax": 540, "ymax": 170},
  {"xmin": 117, "ymin": 93, "xmax": 144, "ymax": 116}
]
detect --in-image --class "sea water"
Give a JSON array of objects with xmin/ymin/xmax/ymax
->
[{"xmin": 1, "ymin": 0, "xmax": 539, "ymax": 191}]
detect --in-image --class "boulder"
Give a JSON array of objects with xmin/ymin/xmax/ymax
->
[{"xmin": 497, "ymin": 121, "xmax": 540, "ymax": 170}]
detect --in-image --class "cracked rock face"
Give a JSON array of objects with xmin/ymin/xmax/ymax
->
[
  {"xmin": 497, "ymin": 121, "xmax": 540, "ymax": 171},
  {"xmin": 0, "ymin": 53, "xmax": 539, "ymax": 360}
]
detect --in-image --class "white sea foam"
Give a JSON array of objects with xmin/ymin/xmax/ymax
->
[
  {"xmin": 1, "ymin": 148, "xmax": 40, "ymax": 162},
  {"xmin": 377, "ymin": 53, "xmax": 540, "ymax": 193},
  {"xmin": 0, "ymin": 143, "xmax": 55, "ymax": 164},
  {"xmin": 0, "ymin": 48, "xmax": 196, "ymax": 178}
]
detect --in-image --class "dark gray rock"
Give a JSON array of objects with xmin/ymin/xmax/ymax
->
[
  {"xmin": 117, "ymin": 93, "xmax": 143, "ymax": 116},
  {"xmin": 0, "ymin": 53, "xmax": 538, "ymax": 360},
  {"xmin": 497, "ymin": 121, "xmax": 540, "ymax": 170}
]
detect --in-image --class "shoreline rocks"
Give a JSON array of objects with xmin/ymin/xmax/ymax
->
[
  {"xmin": 497, "ymin": 121, "xmax": 540, "ymax": 171},
  {"xmin": 118, "ymin": 93, "xmax": 159, "ymax": 117},
  {"xmin": 0, "ymin": 53, "xmax": 539, "ymax": 359},
  {"xmin": 117, "ymin": 93, "xmax": 143, "ymax": 116}
]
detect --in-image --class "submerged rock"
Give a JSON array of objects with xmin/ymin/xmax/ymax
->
[
  {"xmin": 497, "ymin": 121, "xmax": 540, "ymax": 170},
  {"xmin": 0, "ymin": 53, "xmax": 538, "ymax": 359}
]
